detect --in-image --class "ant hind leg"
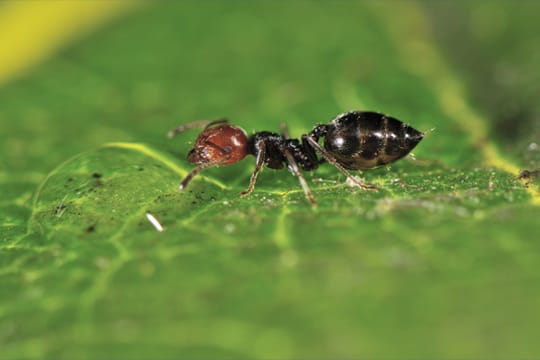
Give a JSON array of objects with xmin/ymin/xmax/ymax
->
[
  {"xmin": 280, "ymin": 123, "xmax": 290, "ymax": 139},
  {"xmin": 302, "ymin": 135, "xmax": 378, "ymax": 191}
]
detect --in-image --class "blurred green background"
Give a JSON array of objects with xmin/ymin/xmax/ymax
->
[{"xmin": 1, "ymin": 1, "xmax": 539, "ymax": 359}]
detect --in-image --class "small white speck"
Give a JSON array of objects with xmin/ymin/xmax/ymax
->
[
  {"xmin": 146, "ymin": 213, "xmax": 164, "ymax": 232},
  {"xmin": 528, "ymin": 142, "xmax": 538, "ymax": 151}
]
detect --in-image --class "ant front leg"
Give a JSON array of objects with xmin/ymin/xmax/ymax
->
[
  {"xmin": 240, "ymin": 139, "xmax": 266, "ymax": 198},
  {"xmin": 167, "ymin": 118, "xmax": 229, "ymax": 138},
  {"xmin": 302, "ymin": 135, "xmax": 378, "ymax": 191}
]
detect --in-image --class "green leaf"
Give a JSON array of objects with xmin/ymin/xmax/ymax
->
[{"xmin": 1, "ymin": 2, "xmax": 539, "ymax": 359}]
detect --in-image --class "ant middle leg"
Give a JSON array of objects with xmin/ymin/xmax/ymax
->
[
  {"xmin": 283, "ymin": 148, "xmax": 317, "ymax": 206},
  {"xmin": 302, "ymin": 135, "xmax": 378, "ymax": 191},
  {"xmin": 167, "ymin": 118, "xmax": 229, "ymax": 138}
]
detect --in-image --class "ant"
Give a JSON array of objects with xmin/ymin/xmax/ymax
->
[{"xmin": 168, "ymin": 111, "xmax": 424, "ymax": 205}]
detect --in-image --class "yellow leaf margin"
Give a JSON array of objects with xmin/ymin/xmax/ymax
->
[{"xmin": 0, "ymin": 0, "xmax": 142, "ymax": 87}]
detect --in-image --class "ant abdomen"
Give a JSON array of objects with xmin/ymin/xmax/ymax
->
[{"xmin": 323, "ymin": 111, "xmax": 424, "ymax": 170}]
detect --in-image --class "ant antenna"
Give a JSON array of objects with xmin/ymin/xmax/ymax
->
[
  {"xmin": 167, "ymin": 118, "xmax": 229, "ymax": 138},
  {"xmin": 178, "ymin": 162, "xmax": 217, "ymax": 191}
]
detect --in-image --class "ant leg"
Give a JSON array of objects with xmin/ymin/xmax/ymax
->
[
  {"xmin": 167, "ymin": 118, "xmax": 229, "ymax": 138},
  {"xmin": 302, "ymin": 135, "xmax": 378, "ymax": 191},
  {"xmin": 178, "ymin": 162, "xmax": 215, "ymax": 191},
  {"xmin": 283, "ymin": 148, "xmax": 317, "ymax": 206},
  {"xmin": 240, "ymin": 140, "xmax": 266, "ymax": 197},
  {"xmin": 280, "ymin": 123, "xmax": 290, "ymax": 139}
]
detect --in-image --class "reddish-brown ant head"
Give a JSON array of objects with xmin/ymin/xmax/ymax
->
[{"xmin": 187, "ymin": 124, "xmax": 248, "ymax": 166}]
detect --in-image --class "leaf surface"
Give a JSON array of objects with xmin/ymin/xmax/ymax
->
[{"xmin": 1, "ymin": 2, "xmax": 539, "ymax": 359}]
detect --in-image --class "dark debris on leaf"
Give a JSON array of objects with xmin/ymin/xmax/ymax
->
[
  {"xmin": 518, "ymin": 168, "xmax": 540, "ymax": 180},
  {"xmin": 91, "ymin": 172, "xmax": 104, "ymax": 188},
  {"xmin": 518, "ymin": 168, "xmax": 540, "ymax": 188}
]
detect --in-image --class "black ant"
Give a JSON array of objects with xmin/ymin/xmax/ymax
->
[{"xmin": 168, "ymin": 111, "xmax": 424, "ymax": 205}]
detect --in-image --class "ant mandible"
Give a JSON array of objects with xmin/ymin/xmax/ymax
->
[{"xmin": 168, "ymin": 111, "xmax": 424, "ymax": 205}]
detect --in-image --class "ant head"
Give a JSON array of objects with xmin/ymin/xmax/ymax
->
[{"xmin": 187, "ymin": 124, "xmax": 248, "ymax": 166}]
